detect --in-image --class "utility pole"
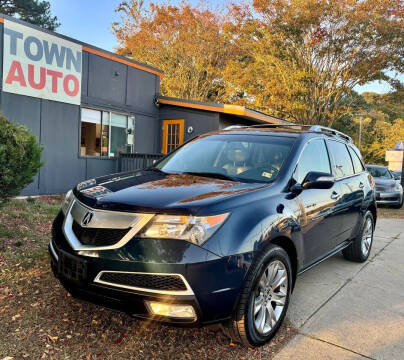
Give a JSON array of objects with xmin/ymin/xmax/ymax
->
[{"xmin": 358, "ymin": 116, "xmax": 363, "ymax": 150}]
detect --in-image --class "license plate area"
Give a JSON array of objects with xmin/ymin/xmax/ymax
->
[{"xmin": 58, "ymin": 250, "xmax": 87, "ymax": 283}]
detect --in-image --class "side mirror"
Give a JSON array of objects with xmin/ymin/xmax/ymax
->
[{"xmin": 302, "ymin": 171, "xmax": 335, "ymax": 190}]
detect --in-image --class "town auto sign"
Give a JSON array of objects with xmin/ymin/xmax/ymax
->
[{"xmin": 2, "ymin": 19, "xmax": 82, "ymax": 105}]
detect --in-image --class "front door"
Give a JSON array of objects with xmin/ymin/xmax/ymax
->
[
  {"xmin": 293, "ymin": 138, "xmax": 340, "ymax": 266},
  {"xmin": 162, "ymin": 119, "xmax": 185, "ymax": 154}
]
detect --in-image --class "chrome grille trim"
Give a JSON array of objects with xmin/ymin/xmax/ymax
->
[
  {"xmin": 93, "ymin": 270, "xmax": 194, "ymax": 296},
  {"xmin": 49, "ymin": 239, "xmax": 59, "ymax": 261},
  {"xmin": 63, "ymin": 197, "xmax": 155, "ymax": 251}
]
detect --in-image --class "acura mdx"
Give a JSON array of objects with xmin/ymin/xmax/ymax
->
[{"xmin": 49, "ymin": 124, "xmax": 377, "ymax": 347}]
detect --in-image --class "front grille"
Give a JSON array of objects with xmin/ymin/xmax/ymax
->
[
  {"xmin": 98, "ymin": 272, "xmax": 187, "ymax": 291},
  {"xmin": 72, "ymin": 220, "xmax": 130, "ymax": 246}
]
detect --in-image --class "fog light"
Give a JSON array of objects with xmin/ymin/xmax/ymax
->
[{"xmin": 146, "ymin": 301, "xmax": 196, "ymax": 319}]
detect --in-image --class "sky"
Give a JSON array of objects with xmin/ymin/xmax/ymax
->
[{"xmin": 48, "ymin": 0, "xmax": 401, "ymax": 95}]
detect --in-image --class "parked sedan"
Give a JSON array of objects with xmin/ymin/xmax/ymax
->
[
  {"xmin": 366, "ymin": 165, "xmax": 403, "ymax": 208},
  {"xmin": 392, "ymin": 171, "xmax": 402, "ymax": 181}
]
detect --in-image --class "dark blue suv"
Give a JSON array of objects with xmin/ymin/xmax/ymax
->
[{"xmin": 49, "ymin": 125, "xmax": 377, "ymax": 347}]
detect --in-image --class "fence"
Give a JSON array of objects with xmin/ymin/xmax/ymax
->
[{"xmin": 117, "ymin": 152, "xmax": 164, "ymax": 172}]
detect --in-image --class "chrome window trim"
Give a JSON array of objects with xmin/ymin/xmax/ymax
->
[
  {"xmin": 93, "ymin": 270, "xmax": 194, "ymax": 296},
  {"xmin": 62, "ymin": 197, "xmax": 155, "ymax": 251}
]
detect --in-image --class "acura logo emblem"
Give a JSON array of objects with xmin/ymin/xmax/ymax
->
[{"xmin": 81, "ymin": 211, "xmax": 94, "ymax": 227}]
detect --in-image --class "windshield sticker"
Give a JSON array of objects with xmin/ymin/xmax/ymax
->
[
  {"xmin": 77, "ymin": 178, "xmax": 96, "ymax": 190},
  {"xmin": 80, "ymin": 185, "xmax": 112, "ymax": 198},
  {"xmin": 262, "ymin": 171, "xmax": 273, "ymax": 179}
]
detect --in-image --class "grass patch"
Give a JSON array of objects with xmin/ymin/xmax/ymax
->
[{"xmin": 377, "ymin": 204, "xmax": 404, "ymax": 219}]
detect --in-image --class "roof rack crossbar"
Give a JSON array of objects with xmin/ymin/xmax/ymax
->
[{"xmin": 309, "ymin": 125, "xmax": 352, "ymax": 143}]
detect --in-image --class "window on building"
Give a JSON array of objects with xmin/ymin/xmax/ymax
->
[
  {"xmin": 80, "ymin": 108, "xmax": 135, "ymax": 157},
  {"xmin": 294, "ymin": 139, "xmax": 331, "ymax": 184},
  {"xmin": 327, "ymin": 140, "xmax": 354, "ymax": 178}
]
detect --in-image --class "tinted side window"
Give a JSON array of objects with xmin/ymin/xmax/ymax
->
[
  {"xmin": 348, "ymin": 146, "xmax": 365, "ymax": 173},
  {"xmin": 295, "ymin": 139, "xmax": 331, "ymax": 183},
  {"xmin": 327, "ymin": 140, "xmax": 354, "ymax": 178}
]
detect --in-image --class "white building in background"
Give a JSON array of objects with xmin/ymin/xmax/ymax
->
[{"xmin": 386, "ymin": 141, "xmax": 403, "ymax": 171}]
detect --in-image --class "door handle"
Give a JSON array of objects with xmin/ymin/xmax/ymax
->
[
  {"xmin": 331, "ymin": 191, "xmax": 339, "ymax": 199},
  {"xmin": 359, "ymin": 182, "xmax": 364, "ymax": 189}
]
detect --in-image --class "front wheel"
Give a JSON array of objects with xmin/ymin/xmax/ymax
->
[
  {"xmin": 222, "ymin": 245, "xmax": 292, "ymax": 347},
  {"xmin": 342, "ymin": 210, "xmax": 374, "ymax": 262}
]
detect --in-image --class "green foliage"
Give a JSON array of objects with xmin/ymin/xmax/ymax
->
[
  {"xmin": 0, "ymin": 114, "xmax": 43, "ymax": 204},
  {"xmin": 0, "ymin": 0, "xmax": 59, "ymax": 30},
  {"xmin": 333, "ymin": 90, "xmax": 404, "ymax": 165}
]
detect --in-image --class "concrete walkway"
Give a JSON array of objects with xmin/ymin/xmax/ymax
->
[{"xmin": 275, "ymin": 219, "xmax": 404, "ymax": 360}]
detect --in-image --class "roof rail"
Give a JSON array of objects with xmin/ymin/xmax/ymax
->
[
  {"xmin": 223, "ymin": 124, "xmax": 309, "ymax": 130},
  {"xmin": 222, "ymin": 123, "xmax": 353, "ymax": 142},
  {"xmin": 309, "ymin": 125, "xmax": 352, "ymax": 143}
]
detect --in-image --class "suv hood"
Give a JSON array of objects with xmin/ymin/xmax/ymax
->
[
  {"xmin": 374, "ymin": 178, "xmax": 397, "ymax": 188},
  {"xmin": 73, "ymin": 170, "xmax": 267, "ymax": 214}
]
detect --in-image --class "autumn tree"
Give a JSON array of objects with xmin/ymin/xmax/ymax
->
[
  {"xmin": 113, "ymin": 0, "xmax": 232, "ymax": 102},
  {"xmin": 0, "ymin": 0, "xmax": 59, "ymax": 30},
  {"xmin": 224, "ymin": 0, "xmax": 404, "ymax": 125}
]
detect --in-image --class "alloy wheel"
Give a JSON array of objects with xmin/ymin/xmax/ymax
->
[
  {"xmin": 361, "ymin": 217, "xmax": 373, "ymax": 257},
  {"xmin": 253, "ymin": 260, "xmax": 288, "ymax": 336}
]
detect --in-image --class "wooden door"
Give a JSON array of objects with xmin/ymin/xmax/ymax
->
[{"xmin": 162, "ymin": 119, "xmax": 185, "ymax": 154}]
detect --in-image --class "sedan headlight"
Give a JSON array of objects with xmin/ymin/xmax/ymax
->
[
  {"xmin": 392, "ymin": 183, "xmax": 402, "ymax": 192},
  {"xmin": 138, "ymin": 213, "xmax": 229, "ymax": 246},
  {"xmin": 61, "ymin": 189, "xmax": 74, "ymax": 214}
]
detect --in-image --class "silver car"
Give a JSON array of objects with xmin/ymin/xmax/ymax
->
[{"xmin": 366, "ymin": 165, "xmax": 403, "ymax": 208}]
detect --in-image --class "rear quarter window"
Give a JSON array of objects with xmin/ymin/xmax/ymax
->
[
  {"xmin": 327, "ymin": 140, "xmax": 355, "ymax": 178},
  {"xmin": 348, "ymin": 146, "xmax": 365, "ymax": 173}
]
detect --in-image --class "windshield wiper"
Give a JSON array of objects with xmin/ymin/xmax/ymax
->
[
  {"xmin": 148, "ymin": 167, "xmax": 167, "ymax": 174},
  {"xmin": 182, "ymin": 171, "xmax": 238, "ymax": 182}
]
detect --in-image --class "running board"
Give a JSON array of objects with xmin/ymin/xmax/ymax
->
[{"xmin": 297, "ymin": 240, "xmax": 352, "ymax": 276}]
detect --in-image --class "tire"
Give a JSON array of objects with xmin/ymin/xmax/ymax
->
[
  {"xmin": 222, "ymin": 244, "xmax": 292, "ymax": 347},
  {"xmin": 342, "ymin": 210, "xmax": 374, "ymax": 262},
  {"xmin": 392, "ymin": 196, "xmax": 403, "ymax": 209}
]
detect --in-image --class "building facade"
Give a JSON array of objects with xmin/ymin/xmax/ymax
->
[{"xmin": 0, "ymin": 15, "xmax": 287, "ymax": 196}]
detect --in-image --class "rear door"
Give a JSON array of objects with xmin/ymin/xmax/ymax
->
[
  {"xmin": 293, "ymin": 138, "xmax": 341, "ymax": 266},
  {"xmin": 326, "ymin": 140, "xmax": 362, "ymax": 246}
]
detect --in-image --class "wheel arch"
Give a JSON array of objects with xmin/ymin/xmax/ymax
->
[
  {"xmin": 367, "ymin": 203, "xmax": 377, "ymax": 225},
  {"xmin": 269, "ymin": 236, "xmax": 298, "ymax": 290}
]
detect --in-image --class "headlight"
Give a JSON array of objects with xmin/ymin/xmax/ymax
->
[
  {"xmin": 61, "ymin": 189, "xmax": 74, "ymax": 214},
  {"xmin": 138, "ymin": 213, "xmax": 229, "ymax": 246},
  {"xmin": 392, "ymin": 183, "xmax": 402, "ymax": 192}
]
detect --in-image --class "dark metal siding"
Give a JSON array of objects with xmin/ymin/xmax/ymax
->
[
  {"xmin": 87, "ymin": 54, "xmax": 128, "ymax": 105},
  {"xmin": 39, "ymin": 100, "xmax": 86, "ymax": 194}
]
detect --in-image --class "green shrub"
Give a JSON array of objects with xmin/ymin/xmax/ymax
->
[{"xmin": 0, "ymin": 114, "xmax": 43, "ymax": 204}]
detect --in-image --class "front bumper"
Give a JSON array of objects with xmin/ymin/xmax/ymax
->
[
  {"xmin": 49, "ymin": 211, "xmax": 249, "ymax": 326},
  {"xmin": 376, "ymin": 191, "xmax": 403, "ymax": 205}
]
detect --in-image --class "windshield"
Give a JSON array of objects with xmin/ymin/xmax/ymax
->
[
  {"xmin": 367, "ymin": 166, "xmax": 392, "ymax": 179},
  {"xmin": 155, "ymin": 134, "xmax": 295, "ymax": 183}
]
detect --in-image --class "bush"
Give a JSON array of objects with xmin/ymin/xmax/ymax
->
[{"xmin": 0, "ymin": 114, "xmax": 43, "ymax": 204}]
